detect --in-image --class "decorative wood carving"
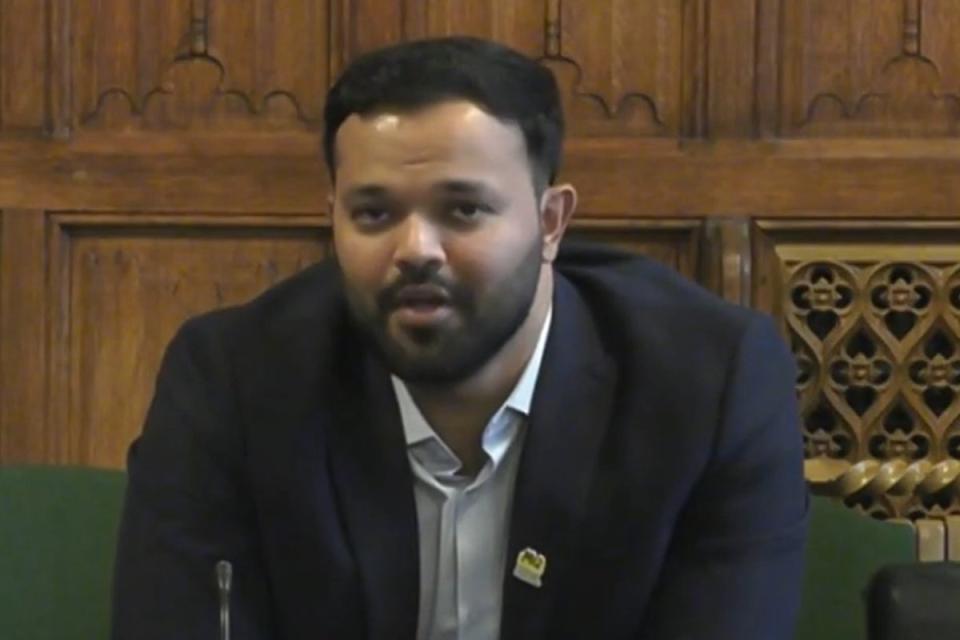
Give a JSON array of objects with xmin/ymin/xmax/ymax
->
[
  {"xmin": 781, "ymin": 0, "xmax": 960, "ymax": 136},
  {"xmin": 333, "ymin": 0, "xmax": 545, "ymax": 78},
  {"xmin": 755, "ymin": 221, "xmax": 960, "ymax": 518},
  {"xmin": 75, "ymin": 0, "xmax": 329, "ymax": 130},
  {"xmin": 807, "ymin": 457, "xmax": 960, "ymax": 520},
  {"xmin": 339, "ymin": 0, "xmax": 705, "ymax": 137},
  {"xmin": 543, "ymin": 0, "xmax": 699, "ymax": 137},
  {"xmin": 46, "ymin": 214, "xmax": 330, "ymax": 468}
]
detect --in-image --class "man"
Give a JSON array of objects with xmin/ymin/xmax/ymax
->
[{"xmin": 112, "ymin": 37, "xmax": 808, "ymax": 639}]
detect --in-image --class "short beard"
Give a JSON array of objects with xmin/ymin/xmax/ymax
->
[{"xmin": 342, "ymin": 237, "xmax": 543, "ymax": 385}]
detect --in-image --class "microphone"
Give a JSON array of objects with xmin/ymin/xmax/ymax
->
[{"xmin": 216, "ymin": 560, "xmax": 233, "ymax": 640}]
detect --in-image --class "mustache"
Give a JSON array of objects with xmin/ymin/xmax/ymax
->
[{"xmin": 376, "ymin": 271, "xmax": 467, "ymax": 315}]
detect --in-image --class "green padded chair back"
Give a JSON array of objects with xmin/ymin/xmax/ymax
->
[
  {"xmin": 0, "ymin": 465, "xmax": 126, "ymax": 640},
  {"xmin": 796, "ymin": 496, "xmax": 916, "ymax": 640}
]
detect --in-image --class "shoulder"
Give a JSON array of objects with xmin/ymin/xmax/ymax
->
[
  {"xmin": 556, "ymin": 241, "xmax": 764, "ymax": 365},
  {"xmin": 168, "ymin": 259, "xmax": 349, "ymax": 390},
  {"xmin": 176, "ymin": 259, "xmax": 344, "ymax": 346},
  {"xmin": 555, "ymin": 240, "xmax": 793, "ymax": 441}
]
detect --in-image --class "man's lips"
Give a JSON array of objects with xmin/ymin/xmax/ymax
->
[
  {"xmin": 392, "ymin": 285, "xmax": 451, "ymax": 307},
  {"xmin": 388, "ymin": 285, "xmax": 453, "ymax": 328}
]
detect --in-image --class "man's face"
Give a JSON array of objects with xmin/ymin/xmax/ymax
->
[{"xmin": 331, "ymin": 100, "xmax": 545, "ymax": 384}]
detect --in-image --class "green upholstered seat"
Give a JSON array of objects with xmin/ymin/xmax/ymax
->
[
  {"xmin": 0, "ymin": 468, "xmax": 919, "ymax": 639},
  {"xmin": 796, "ymin": 495, "xmax": 916, "ymax": 640},
  {"xmin": 0, "ymin": 465, "xmax": 126, "ymax": 640}
]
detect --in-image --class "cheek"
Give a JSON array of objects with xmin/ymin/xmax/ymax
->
[
  {"xmin": 333, "ymin": 230, "xmax": 392, "ymax": 298},
  {"xmin": 447, "ymin": 221, "xmax": 540, "ymax": 293}
]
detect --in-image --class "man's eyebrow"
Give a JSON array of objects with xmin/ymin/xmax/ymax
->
[
  {"xmin": 341, "ymin": 185, "xmax": 390, "ymax": 201},
  {"xmin": 432, "ymin": 180, "xmax": 500, "ymax": 198}
]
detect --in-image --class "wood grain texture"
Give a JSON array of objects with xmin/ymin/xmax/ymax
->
[
  {"xmin": 4, "ymin": 136, "xmax": 960, "ymax": 217},
  {"xmin": 74, "ymin": 0, "xmax": 329, "ymax": 130},
  {"xmin": 561, "ymin": 138, "xmax": 960, "ymax": 217},
  {"xmin": 550, "ymin": 0, "xmax": 690, "ymax": 136},
  {"xmin": 754, "ymin": 0, "xmax": 781, "ymax": 136},
  {"xmin": 701, "ymin": 218, "xmax": 751, "ymax": 305},
  {"xmin": 0, "ymin": 210, "xmax": 49, "ymax": 462},
  {"xmin": 45, "ymin": 213, "xmax": 330, "ymax": 468},
  {"xmin": 705, "ymin": 0, "xmax": 757, "ymax": 136},
  {"xmin": 0, "ymin": 0, "xmax": 48, "ymax": 130},
  {"xmin": 0, "ymin": 133, "xmax": 329, "ymax": 214},
  {"xmin": 404, "ymin": 0, "xmax": 544, "ymax": 56},
  {"xmin": 340, "ymin": 0, "xmax": 545, "ymax": 63},
  {"xmin": 73, "ymin": 0, "xmax": 191, "ymax": 128},
  {"xmin": 207, "ymin": 0, "xmax": 330, "ymax": 124},
  {"xmin": 336, "ymin": 0, "xmax": 404, "ymax": 63},
  {"xmin": 781, "ymin": 0, "xmax": 960, "ymax": 136}
]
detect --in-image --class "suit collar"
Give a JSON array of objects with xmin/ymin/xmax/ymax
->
[
  {"xmin": 326, "ymin": 336, "xmax": 420, "ymax": 640},
  {"xmin": 325, "ymin": 275, "xmax": 615, "ymax": 640},
  {"xmin": 499, "ymin": 274, "xmax": 617, "ymax": 640}
]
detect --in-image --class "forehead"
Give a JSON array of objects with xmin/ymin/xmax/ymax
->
[{"xmin": 334, "ymin": 100, "xmax": 532, "ymax": 188}]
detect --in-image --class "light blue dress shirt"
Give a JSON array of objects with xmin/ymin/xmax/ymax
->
[{"xmin": 391, "ymin": 308, "xmax": 552, "ymax": 640}]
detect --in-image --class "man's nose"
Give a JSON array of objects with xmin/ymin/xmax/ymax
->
[{"xmin": 394, "ymin": 214, "xmax": 446, "ymax": 273}]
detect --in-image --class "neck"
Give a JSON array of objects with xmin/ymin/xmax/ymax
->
[{"xmin": 407, "ymin": 268, "xmax": 553, "ymax": 474}]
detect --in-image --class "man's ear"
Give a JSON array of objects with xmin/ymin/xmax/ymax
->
[{"xmin": 539, "ymin": 183, "xmax": 578, "ymax": 263}]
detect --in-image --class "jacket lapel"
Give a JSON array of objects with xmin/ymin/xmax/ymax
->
[
  {"xmin": 326, "ymin": 341, "xmax": 420, "ymax": 640},
  {"xmin": 322, "ymin": 272, "xmax": 616, "ymax": 640},
  {"xmin": 500, "ymin": 275, "xmax": 617, "ymax": 640}
]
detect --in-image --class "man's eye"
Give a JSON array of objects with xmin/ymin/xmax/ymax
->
[
  {"xmin": 449, "ymin": 202, "xmax": 491, "ymax": 220},
  {"xmin": 352, "ymin": 208, "xmax": 390, "ymax": 225}
]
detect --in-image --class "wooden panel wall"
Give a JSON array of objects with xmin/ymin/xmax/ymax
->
[{"xmin": 1, "ymin": 0, "xmax": 958, "ymax": 518}]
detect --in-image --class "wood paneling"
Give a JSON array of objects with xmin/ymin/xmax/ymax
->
[
  {"xmin": 548, "ymin": 0, "xmax": 695, "ymax": 137},
  {"xmin": 44, "ymin": 214, "xmax": 329, "ymax": 467},
  {"xmin": 561, "ymin": 138, "xmax": 960, "ymax": 218},
  {"xmin": 702, "ymin": 218, "xmax": 752, "ymax": 305},
  {"xmin": 0, "ymin": 134, "xmax": 327, "ymax": 213},
  {"xmin": 705, "ymin": 0, "xmax": 758, "ymax": 136},
  {"xmin": 0, "ymin": 0, "xmax": 958, "ymax": 518},
  {"xmin": 74, "ymin": 0, "xmax": 329, "ymax": 130},
  {"xmin": 406, "ymin": 0, "xmax": 544, "ymax": 56},
  {"xmin": 6, "ymin": 137, "xmax": 960, "ymax": 217},
  {"xmin": 207, "ymin": 0, "xmax": 330, "ymax": 124},
  {"xmin": 0, "ymin": 210, "xmax": 48, "ymax": 461},
  {"xmin": 337, "ymin": 0, "xmax": 545, "ymax": 70},
  {"xmin": 781, "ymin": 0, "xmax": 960, "ymax": 136},
  {"xmin": 332, "ymin": 0, "xmax": 404, "ymax": 66},
  {"xmin": 0, "ymin": 0, "xmax": 49, "ymax": 130}
]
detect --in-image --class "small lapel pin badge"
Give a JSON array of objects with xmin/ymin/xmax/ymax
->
[{"xmin": 513, "ymin": 547, "xmax": 547, "ymax": 588}]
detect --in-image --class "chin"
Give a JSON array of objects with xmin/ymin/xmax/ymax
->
[{"xmin": 383, "ymin": 343, "xmax": 481, "ymax": 384}]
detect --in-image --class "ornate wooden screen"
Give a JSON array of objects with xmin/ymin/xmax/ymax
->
[{"xmin": 1, "ymin": 1, "xmax": 959, "ymax": 518}]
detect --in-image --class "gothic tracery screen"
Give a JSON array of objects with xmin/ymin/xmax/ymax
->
[{"xmin": 758, "ymin": 222, "xmax": 960, "ymax": 518}]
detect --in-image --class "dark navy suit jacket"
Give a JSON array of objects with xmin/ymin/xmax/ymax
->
[{"xmin": 112, "ymin": 242, "xmax": 808, "ymax": 639}]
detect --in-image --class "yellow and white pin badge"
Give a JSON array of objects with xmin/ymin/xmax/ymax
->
[{"xmin": 513, "ymin": 547, "xmax": 547, "ymax": 588}]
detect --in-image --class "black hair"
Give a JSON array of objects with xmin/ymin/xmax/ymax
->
[{"xmin": 323, "ymin": 36, "xmax": 564, "ymax": 192}]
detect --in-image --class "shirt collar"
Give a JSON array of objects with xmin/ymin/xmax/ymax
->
[
  {"xmin": 501, "ymin": 306, "xmax": 552, "ymax": 417},
  {"xmin": 392, "ymin": 305, "xmax": 553, "ymax": 449}
]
